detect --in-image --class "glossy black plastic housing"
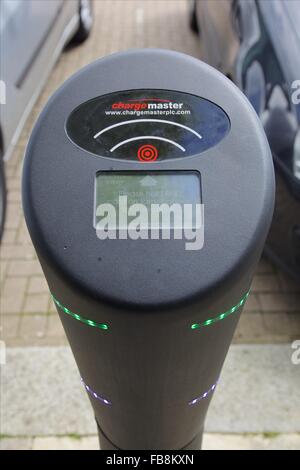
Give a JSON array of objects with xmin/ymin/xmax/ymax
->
[
  {"xmin": 66, "ymin": 89, "xmax": 230, "ymax": 160},
  {"xmin": 23, "ymin": 49, "xmax": 274, "ymax": 450}
]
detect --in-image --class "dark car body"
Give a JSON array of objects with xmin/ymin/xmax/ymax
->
[{"xmin": 192, "ymin": 0, "xmax": 300, "ymax": 280}]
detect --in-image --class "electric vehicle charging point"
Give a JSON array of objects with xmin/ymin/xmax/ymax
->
[{"xmin": 22, "ymin": 49, "xmax": 275, "ymax": 450}]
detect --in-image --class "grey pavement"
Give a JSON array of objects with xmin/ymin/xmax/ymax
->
[
  {"xmin": 1, "ymin": 344, "xmax": 299, "ymax": 439},
  {"xmin": 1, "ymin": 433, "xmax": 300, "ymax": 450}
]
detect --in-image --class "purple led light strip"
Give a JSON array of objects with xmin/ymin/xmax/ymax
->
[
  {"xmin": 188, "ymin": 380, "xmax": 219, "ymax": 405},
  {"xmin": 82, "ymin": 378, "xmax": 218, "ymax": 407},
  {"xmin": 81, "ymin": 378, "xmax": 112, "ymax": 406}
]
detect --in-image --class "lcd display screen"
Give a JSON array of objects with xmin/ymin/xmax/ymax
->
[{"xmin": 94, "ymin": 172, "xmax": 201, "ymax": 229}]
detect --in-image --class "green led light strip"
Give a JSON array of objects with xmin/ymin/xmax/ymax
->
[
  {"xmin": 191, "ymin": 290, "xmax": 250, "ymax": 330},
  {"xmin": 51, "ymin": 295, "xmax": 109, "ymax": 330}
]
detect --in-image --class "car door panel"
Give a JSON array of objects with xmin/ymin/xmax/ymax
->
[{"xmin": 0, "ymin": 0, "xmax": 77, "ymax": 158}]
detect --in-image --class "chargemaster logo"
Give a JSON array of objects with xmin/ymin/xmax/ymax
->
[
  {"xmin": 106, "ymin": 98, "xmax": 190, "ymax": 117},
  {"xmin": 111, "ymin": 98, "xmax": 184, "ymax": 111}
]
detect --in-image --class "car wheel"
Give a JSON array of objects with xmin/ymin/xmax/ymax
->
[
  {"xmin": 72, "ymin": 0, "xmax": 93, "ymax": 44},
  {"xmin": 0, "ymin": 158, "xmax": 6, "ymax": 242},
  {"xmin": 189, "ymin": 1, "xmax": 199, "ymax": 34}
]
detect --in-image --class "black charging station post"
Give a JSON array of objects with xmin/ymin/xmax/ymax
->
[{"xmin": 23, "ymin": 49, "xmax": 274, "ymax": 450}]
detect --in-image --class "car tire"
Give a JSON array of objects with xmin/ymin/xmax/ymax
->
[
  {"xmin": 189, "ymin": 1, "xmax": 199, "ymax": 34},
  {"xmin": 0, "ymin": 157, "xmax": 6, "ymax": 243},
  {"xmin": 72, "ymin": 0, "xmax": 93, "ymax": 44}
]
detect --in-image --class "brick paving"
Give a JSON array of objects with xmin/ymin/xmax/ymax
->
[{"xmin": 0, "ymin": 0, "xmax": 300, "ymax": 347}]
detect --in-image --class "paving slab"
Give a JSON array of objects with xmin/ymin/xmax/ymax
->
[
  {"xmin": 0, "ymin": 347, "xmax": 94, "ymax": 436},
  {"xmin": 203, "ymin": 433, "xmax": 300, "ymax": 450},
  {"xmin": 206, "ymin": 345, "xmax": 300, "ymax": 433},
  {"xmin": 0, "ymin": 437, "xmax": 33, "ymax": 450},
  {"xmin": 1, "ymin": 434, "xmax": 299, "ymax": 450},
  {"xmin": 1, "ymin": 345, "xmax": 299, "ymax": 437},
  {"xmin": 32, "ymin": 436, "xmax": 99, "ymax": 451}
]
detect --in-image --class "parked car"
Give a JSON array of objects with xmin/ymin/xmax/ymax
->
[
  {"xmin": 0, "ymin": 0, "xmax": 93, "ymax": 240},
  {"xmin": 190, "ymin": 0, "xmax": 300, "ymax": 281}
]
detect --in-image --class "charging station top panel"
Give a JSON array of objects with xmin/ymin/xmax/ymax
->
[{"xmin": 23, "ymin": 49, "xmax": 274, "ymax": 309}]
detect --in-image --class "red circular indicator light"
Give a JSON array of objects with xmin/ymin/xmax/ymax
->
[{"xmin": 137, "ymin": 144, "xmax": 158, "ymax": 162}]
